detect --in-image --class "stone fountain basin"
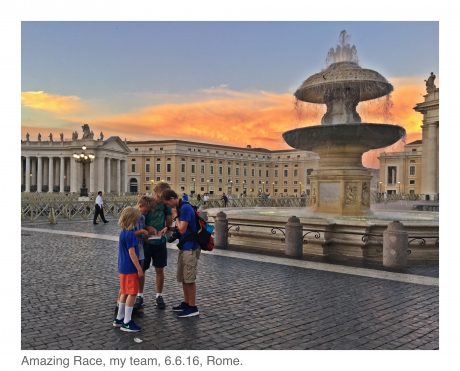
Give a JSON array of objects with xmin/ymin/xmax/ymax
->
[{"xmin": 283, "ymin": 123, "xmax": 406, "ymax": 152}]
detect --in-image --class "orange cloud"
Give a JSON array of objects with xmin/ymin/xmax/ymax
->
[
  {"xmin": 21, "ymin": 91, "xmax": 85, "ymax": 115},
  {"xmin": 22, "ymin": 78, "xmax": 427, "ymax": 170}
]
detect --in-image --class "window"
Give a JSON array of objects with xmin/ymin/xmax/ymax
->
[
  {"xmin": 156, "ymin": 164, "xmax": 161, "ymax": 173},
  {"xmin": 251, "ymin": 169, "xmax": 255, "ymax": 177},
  {"xmin": 131, "ymin": 164, "xmax": 136, "ymax": 172},
  {"xmin": 228, "ymin": 167, "xmax": 231, "ymax": 176},
  {"xmin": 387, "ymin": 166, "xmax": 397, "ymax": 184},
  {"xmin": 306, "ymin": 168, "xmax": 313, "ymax": 184},
  {"xmin": 145, "ymin": 176, "xmax": 150, "ymax": 182},
  {"xmin": 210, "ymin": 166, "xmax": 214, "ymax": 175},
  {"xmin": 244, "ymin": 168, "xmax": 247, "ymax": 176},
  {"xmin": 219, "ymin": 166, "xmax": 223, "ymax": 175},
  {"xmin": 166, "ymin": 164, "xmax": 171, "ymax": 172},
  {"xmin": 236, "ymin": 168, "xmax": 239, "ymax": 176},
  {"xmin": 284, "ymin": 170, "xmax": 288, "ymax": 177},
  {"xmin": 156, "ymin": 177, "xmax": 161, "ymax": 181},
  {"xmin": 266, "ymin": 170, "xmax": 269, "ymax": 177},
  {"xmin": 409, "ymin": 166, "xmax": 416, "ymax": 176},
  {"xmin": 181, "ymin": 177, "xmax": 185, "ymax": 182},
  {"xmin": 145, "ymin": 164, "xmax": 150, "ymax": 173},
  {"xmin": 181, "ymin": 164, "xmax": 186, "ymax": 173},
  {"xmin": 191, "ymin": 164, "xmax": 196, "ymax": 174},
  {"xmin": 294, "ymin": 169, "xmax": 298, "ymax": 177},
  {"xmin": 274, "ymin": 170, "xmax": 278, "ymax": 177},
  {"xmin": 410, "ymin": 180, "xmax": 415, "ymax": 185},
  {"xmin": 201, "ymin": 165, "xmax": 205, "ymax": 174},
  {"xmin": 166, "ymin": 177, "xmax": 171, "ymax": 182},
  {"xmin": 258, "ymin": 170, "xmax": 262, "ymax": 177},
  {"xmin": 409, "ymin": 189, "xmax": 415, "ymax": 194}
]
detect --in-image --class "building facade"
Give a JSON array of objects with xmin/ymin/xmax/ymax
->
[
  {"xmin": 21, "ymin": 128, "xmax": 130, "ymax": 194},
  {"xmin": 126, "ymin": 140, "xmax": 320, "ymax": 197},
  {"xmin": 378, "ymin": 75, "xmax": 439, "ymax": 199}
]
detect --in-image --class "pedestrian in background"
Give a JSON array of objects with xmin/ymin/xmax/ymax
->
[{"xmin": 93, "ymin": 191, "xmax": 108, "ymax": 224}]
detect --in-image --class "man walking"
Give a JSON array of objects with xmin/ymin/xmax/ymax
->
[
  {"xmin": 162, "ymin": 189, "xmax": 200, "ymax": 317},
  {"xmin": 93, "ymin": 191, "xmax": 109, "ymax": 224}
]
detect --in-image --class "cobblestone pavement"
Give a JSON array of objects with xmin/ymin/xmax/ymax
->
[{"xmin": 21, "ymin": 223, "xmax": 439, "ymax": 350}]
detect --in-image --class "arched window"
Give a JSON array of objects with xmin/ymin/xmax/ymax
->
[{"xmin": 129, "ymin": 178, "xmax": 138, "ymax": 193}]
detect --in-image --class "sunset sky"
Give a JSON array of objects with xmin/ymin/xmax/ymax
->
[{"xmin": 21, "ymin": 21, "xmax": 439, "ymax": 168}]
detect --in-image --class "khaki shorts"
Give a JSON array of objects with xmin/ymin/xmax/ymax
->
[{"xmin": 177, "ymin": 249, "xmax": 200, "ymax": 283}]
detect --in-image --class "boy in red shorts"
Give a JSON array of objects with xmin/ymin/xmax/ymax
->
[{"xmin": 113, "ymin": 207, "xmax": 144, "ymax": 332}]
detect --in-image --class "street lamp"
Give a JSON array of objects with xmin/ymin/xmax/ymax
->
[
  {"xmin": 243, "ymin": 180, "xmax": 247, "ymax": 195},
  {"xmin": 73, "ymin": 145, "xmax": 95, "ymax": 197},
  {"xmin": 397, "ymin": 181, "xmax": 401, "ymax": 194},
  {"xmin": 272, "ymin": 182, "xmax": 275, "ymax": 195},
  {"xmin": 229, "ymin": 180, "xmax": 233, "ymax": 194},
  {"xmin": 206, "ymin": 179, "xmax": 209, "ymax": 193},
  {"xmin": 299, "ymin": 182, "xmax": 302, "ymax": 195},
  {"xmin": 192, "ymin": 178, "xmax": 196, "ymax": 194},
  {"xmin": 262, "ymin": 181, "xmax": 265, "ymax": 193}
]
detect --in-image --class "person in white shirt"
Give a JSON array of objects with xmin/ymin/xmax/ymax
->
[{"xmin": 93, "ymin": 191, "xmax": 109, "ymax": 224}]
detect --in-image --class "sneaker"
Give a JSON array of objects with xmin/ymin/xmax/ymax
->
[
  {"xmin": 172, "ymin": 301, "xmax": 188, "ymax": 312},
  {"xmin": 155, "ymin": 295, "xmax": 166, "ymax": 310},
  {"xmin": 112, "ymin": 318, "xmax": 124, "ymax": 327},
  {"xmin": 134, "ymin": 296, "xmax": 144, "ymax": 310},
  {"xmin": 120, "ymin": 320, "xmax": 141, "ymax": 332},
  {"xmin": 177, "ymin": 306, "xmax": 199, "ymax": 318}
]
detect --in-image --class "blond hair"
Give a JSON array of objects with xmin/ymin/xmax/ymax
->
[
  {"xmin": 118, "ymin": 206, "xmax": 141, "ymax": 230},
  {"xmin": 153, "ymin": 181, "xmax": 171, "ymax": 197}
]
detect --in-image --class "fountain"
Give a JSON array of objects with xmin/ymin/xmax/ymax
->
[
  {"xmin": 207, "ymin": 31, "xmax": 437, "ymax": 264},
  {"xmin": 283, "ymin": 30, "xmax": 405, "ymax": 215}
]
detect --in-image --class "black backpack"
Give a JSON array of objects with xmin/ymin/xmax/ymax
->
[{"xmin": 177, "ymin": 201, "xmax": 214, "ymax": 251}]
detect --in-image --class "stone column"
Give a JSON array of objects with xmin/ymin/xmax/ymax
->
[
  {"xmin": 60, "ymin": 157, "xmax": 65, "ymax": 192},
  {"xmin": 106, "ymin": 158, "xmax": 111, "ymax": 193},
  {"xmin": 285, "ymin": 216, "xmax": 303, "ymax": 258},
  {"xmin": 89, "ymin": 160, "xmax": 95, "ymax": 194},
  {"xmin": 116, "ymin": 159, "xmax": 121, "ymax": 194},
  {"xmin": 70, "ymin": 157, "xmax": 78, "ymax": 193},
  {"xmin": 48, "ymin": 157, "xmax": 54, "ymax": 192},
  {"xmin": 25, "ymin": 156, "xmax": 31, "ymax": 192},
  {"xmin": 37, "ymin": 156, "xmax": 43, "ymax": 192},
  {"xmin": 21, "ymin": 157, "xmax": 24, "ymax": 189},
  {"xmin": 214, "ymin": 211, "xmax": 228, "ymax": 249},
  {"xmin": 421, "ymin": 123, "xmax": 438, "ymax": 199},
  {"xmin": 123, "ymin": 160, "xmax": 128, "ymax": 193},
  {"xmin": 31, "ymin": 158, "xmax": 37, "ymax": 187},
  {"xmin": 96, "ymin": 156, "xmax": 104, "ymax": 193},
  {"xmin": 383, "ymin": 221, "xmax": 409, "ymax": 270}
]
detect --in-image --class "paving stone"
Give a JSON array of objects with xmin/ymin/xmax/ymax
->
[{"xmin": 21, "ymin": 225, "xmax": 439, "ymax": 350}]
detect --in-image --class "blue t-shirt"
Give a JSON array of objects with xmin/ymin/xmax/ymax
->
[
  {"xmin": 134, "ymin": 214, "xmax": 146, "ymax": 260},
  {"xmin": 118, "ymin": 229, "xmax": 139, "ymax": 274},
  {"xmin": 178, "ymin": 202, "xmax": 198, "ymax": 251}
]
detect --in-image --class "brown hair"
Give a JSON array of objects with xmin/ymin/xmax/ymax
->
[
  {"xmin": 161, "ymin": 189, "xmax": 178, "ymax": 201},
  {"xmin": 137, "ymin": 195, "xmax": 151, "ymax": 208}
]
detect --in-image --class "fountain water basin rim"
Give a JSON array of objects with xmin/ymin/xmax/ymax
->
[{"xmin": 283, "ymin": 123, "xmax": 406, "ymax": 152}]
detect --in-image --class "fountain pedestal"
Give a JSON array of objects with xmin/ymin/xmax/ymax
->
[{"xmin": 283, "ymin": 124, "xmax": 406, "ymax": 216}]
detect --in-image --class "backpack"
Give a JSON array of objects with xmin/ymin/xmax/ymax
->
[{"xmin": 177, "ymin": 201, "xmax": 215, "ymax": 251}]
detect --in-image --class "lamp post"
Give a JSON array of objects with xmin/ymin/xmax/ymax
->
[
  {"xmin": 378, "ymin": 181, "xmax": 383, "ymax": 194},
  {"xmin": 229, "ymin": 180, "xmax": 233, "ymax": 194},
  {"xmin": 272, "ymin": 182, "xmax": 275, "ymax": 195},
  {"xmin": 73, "ymin": 145, "xmax": 95, "ymax": 197},
  {"xmin": 243, "ymin": 180, "xmax": 247, "ymax": 195},
  {"xmin": 192, "ymin": 178, "xmax": 196, "ymax": 195},
  {"xmin": 397, "ymin": 181, "xmax": 401, "ymax": 194},
  {"xmin": 299, "ymin": 182, "xmax": 302, "ymax": 195},
  {"xmin": 206, "ymin": 179, "xmax": 209, "ymax": 193}
]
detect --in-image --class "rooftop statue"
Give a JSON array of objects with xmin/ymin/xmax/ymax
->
[
  {"xmin": 82, "ymin": 124, "xmax": 93, "ymax": 139},
  {"xmin": 99, "ymin": 131, "xmax": 104, "ymax": 141},
  {"xmin": 60, "ymin": 132, "xmax": 64, "ymax": 142},
  {"xmin": 72, "ymin": 131, "xmax": 78, "ymax": 140},
  {"xmin": 425, "ymin": 72, "xmax": 436, "ymax": 93},
  {"xmin": 38, "ymin": 133, "xmax": 42, "ymax": 142},
  {"xmin": 26, "ymin": 132, "xmax": 30, "ymax": 142},
  {"xmin": 49, "ymin": 133, "xmax": 53, "ymax": 142}
]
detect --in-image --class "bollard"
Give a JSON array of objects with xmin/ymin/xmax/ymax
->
[
  {"xmin": 48, "ymin": 207, "xmax": 57, "ymax": 224},
  {"xmin": 383, "ymin": 220, "xmax": 408, "ymax": 270},
  {"xmin": 285, "ymin": 216, "xmax": 303, "ymax": 258},
  {"xmin": 214, "ymin": 211, "xmax": 228, "ymax": 249}
]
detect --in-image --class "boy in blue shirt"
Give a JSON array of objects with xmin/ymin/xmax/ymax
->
[
  {"xmin": 161, "ymin": 189, "xmax": 200, "ymax": 318},
  {"xmin": 113, "ymin": 207, "xmax": 144, "ymax": 332}
]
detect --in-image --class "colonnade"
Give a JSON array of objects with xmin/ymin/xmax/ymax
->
[{"xmin": 21, "ymin": 155, "xmax": 128, "ymax": 194}]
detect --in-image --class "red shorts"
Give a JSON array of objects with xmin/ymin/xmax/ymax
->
[{"xmin": 119, "ymin": 273, "xmax": 139, "ymax": 295}]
